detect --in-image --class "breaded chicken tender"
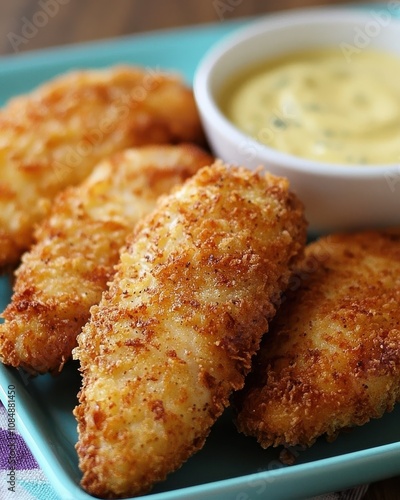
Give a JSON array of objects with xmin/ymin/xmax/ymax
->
[
  {"xmin": 73, "ymin": 162, "xmax": 306, "ymax": 498},
  {"xmin": 0, "ymin": 66, "xmax": 205, "ymax": 270},
  {"xmin": 235, "ymin": 228, "xmax": 400, "ymax": 450},
  {"xmin": 0, "ymin": 144, "xmax": 212, "ymax": 375}
]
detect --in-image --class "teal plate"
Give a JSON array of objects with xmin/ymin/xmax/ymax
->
[{"xmin": 1, "ymin": 11, "xmax": 400, "ymax": 500}]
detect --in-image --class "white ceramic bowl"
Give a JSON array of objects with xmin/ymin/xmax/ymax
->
[{"xmin": 194, "ymin": 6, "xmax": 400, "ymax": 234}]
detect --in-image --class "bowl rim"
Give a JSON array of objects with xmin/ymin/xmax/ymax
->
[{"xmin": 193, "ymin": 5, "xmax": 400, "ymax": 178}]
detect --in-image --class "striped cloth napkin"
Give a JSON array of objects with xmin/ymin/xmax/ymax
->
[
  {"xmin": 0, "ymin": 401, "xmax": 369, "ymax": 500},
  {"xmin": 0, "ymin": 401, "xmax": 60, "ymax": 500}
]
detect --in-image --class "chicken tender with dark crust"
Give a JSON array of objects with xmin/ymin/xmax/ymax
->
[
  {"xmin": 73, "ymin": 162, "xmax": 306, "ymax": 498},
  {"xmin": 0, "ymin": 66, "xmax": 205, "ymax": 270},
  {"xmin": 234, "ymin": 228, "xmax": 400, "ymax": 449},
  {"xmin": 0, "ymin": 144, "xmax": 213, "ymax": 375}
]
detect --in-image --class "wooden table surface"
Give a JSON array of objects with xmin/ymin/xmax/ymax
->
[{"xmin": 0, "ymin": 1, "xmax": 399, "ymax": 499}]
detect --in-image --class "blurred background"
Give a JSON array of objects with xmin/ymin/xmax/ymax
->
[
  {"xmin": 0, "ymin": 0, "xmax": 368, "ymax": 55},
  {"xmin": 0, "ymin": 1, "xmax": 397, "ymax": 499}
]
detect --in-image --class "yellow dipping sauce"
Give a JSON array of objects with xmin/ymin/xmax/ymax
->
[{"xmin": 221, "ymin": 49, "xmax": 400, "ymax": 165}]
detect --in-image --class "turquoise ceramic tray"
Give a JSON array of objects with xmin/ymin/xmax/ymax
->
[{"xmin": 1, "ymin": 11, "xmax": 400, "ymax": 500}]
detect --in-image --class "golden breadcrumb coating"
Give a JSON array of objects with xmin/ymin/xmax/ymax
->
[
  {"xmin": 73, "ymin": 162, "xmax": 307, "ymax": 498},
  {"xmin": 0, "ymin": 144, "xmax": 212, "ymax": 375},
  {"xmin": 234, "ymin": 228, "xmax": 400, "ymax": 449},
  {"xmin": 0, "ymin": 66, "xmax": 205, "ymax": 270}
]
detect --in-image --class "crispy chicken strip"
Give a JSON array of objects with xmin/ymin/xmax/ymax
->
[
  {"xmin": 0, "ymin": 144, "xmax": 212, "ymax": 375},
  {"xmin": 0, "ymin": 66, "xmax": 205, "ymax": 270},
  {"xmin": 72, "ymin": 162, "xmax": 306, "ymax": 498},
  {"xmin": 234, "ymin": 228, "xmax": 400, "ymax": 449}
]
